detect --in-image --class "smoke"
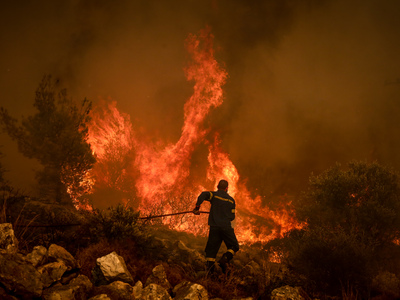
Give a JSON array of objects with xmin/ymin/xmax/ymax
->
[
  {"xmin": 1, "ymin": 0, "xmax": 399, "ymax": 202},
  {"xmin": 225, "ymin": 0, "xmax": 400, "ymax": 197}
]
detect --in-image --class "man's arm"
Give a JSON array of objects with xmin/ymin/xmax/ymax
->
[
  {"xmin": 193, "ymin": 191, "xmax": 212, "ymax": 215},
  {"xmin": 230, "ymin": 200, "xmax": 236, "ymax": 221}
]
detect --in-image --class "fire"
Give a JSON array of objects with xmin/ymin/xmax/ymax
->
[
  {"xmin": 87, "ymin": 100, "xmax": 136, "ymax": 197},
  {"xmin": 133, "ymin": 27, "xmax": 227, "ymax": 211},
  {"xmin": 207, "ymin": 134, "xmax": 240, "ymax": 197},
  {"xmin": 83, "ymin": 27, "xmax": 303, "ymax": 244}
]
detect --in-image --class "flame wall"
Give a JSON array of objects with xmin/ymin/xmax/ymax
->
[{"xmin": 1, "ymin": 0, "xmax": 400, "ymax": 241}]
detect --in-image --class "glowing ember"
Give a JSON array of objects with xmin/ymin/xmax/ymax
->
[{"xmin": 84, "ymin": 27, "xmax": 303, "ymax": 244}]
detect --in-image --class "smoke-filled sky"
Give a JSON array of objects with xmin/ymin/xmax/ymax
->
[{"xmin": 1, "ymin": 0, "xmax": 400, "ymax": 199}]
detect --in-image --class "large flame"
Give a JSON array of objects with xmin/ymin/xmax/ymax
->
[
  {"xmin": 85, "ymin": 27, "xmax": 303, "ymax": 243},
  {"xmin": 134, "ymin": 27, "xmax": 227, "ymax": 209}
]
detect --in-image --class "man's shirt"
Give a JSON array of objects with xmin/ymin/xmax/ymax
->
[{"xmin": 196, "ymin": 189, "xmax": 235, "ymax": 227}]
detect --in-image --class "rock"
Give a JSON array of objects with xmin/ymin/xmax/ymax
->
[
  {"xmin": 243, "ymin": 260, "xmax": 262, "ymax": 276},
  {"xmin": 38, "ymin": 261, "xmax": 69, "ymax": 288},
  {"xmin": 271, "ymin": 285, "xmax": 305, "ymax": 300},
  {"xmin": 5, "ymin": 198, "xmax": 84, "ymax": 228},
  {"xmin": 173, "ymin": 281, "xmax": 208, "ymax": 300},
  {"xmin": 42, "ymin": 274, "xmax": 92, "ymax": 300},
  {"xmin": 92, "ymin": 281, "xmax": 134, "ymax": 300},
  {"xmin": 60, "ymin": 271, "xmax": 79, "ymax": 284},
  {"xmin": 0, "ymin": 223, "xmax": 18, "ymax": 253},
  {"xmin": 132, "ymin": 281, "xmax": 143, "ymax": 299},
  {"xmin": 70, "ymin": 274, "xmax": 93, "ymax": 295},
  {"xmin": 92, "ymin": 251, "xmax": 134, "ymax": 285},
  {"xmin": 25, "ymin": 245, "xmax": 47, "ymax": 267},
  {"xmin": 170, "ymin": 240, "xmax": 205, "ymax": 271},
  {"xmin": 48, "ymin": 244, "xmax": 79, "ymax": 270},
  {"xmin": 0, "ymin": 252, "xmax": 43, "ymax": 298},
  {"xmin": 140, "ymin": 283, "xmax": 172, "ymax": 300},
  {"xmin": 0, "ymin": 286, "xmax": 19, "ymax": 300},
  {"xmin": 145, "ymin": 264, "xmax": 172, "ymax": 292},
  {"xmin": 42, "ymin": 284, "xmax": 82, "ymax": 300},
  {"xmin": 88, "ymin": 294, "xmax": 112, "ymax": 300}
]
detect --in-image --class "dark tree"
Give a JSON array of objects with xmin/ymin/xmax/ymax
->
[
  {"xmin": 0, "ymin": 150, "xmax": 6, "ymax": 186},
  {"xmin": 299, "ymin": 161, "xmax": 400, "ymax": 247},
  {"xmin": 0, "ymin": 75, "xmax": 96, "ymax": 205},
  {"xmin": 271, "ymin": 161, "xmax": 400, "ymax": 297}
]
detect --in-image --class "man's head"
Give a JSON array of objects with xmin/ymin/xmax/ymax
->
[{"xmin": 217, "ymin": 179, "xmax": 229, "ymax": 191}]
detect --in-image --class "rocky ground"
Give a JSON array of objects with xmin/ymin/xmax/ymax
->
[{"xmin": 0, "ymin": 222, "xmax": 307, "ymax": 300}]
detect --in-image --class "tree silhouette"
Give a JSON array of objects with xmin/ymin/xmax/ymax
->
[{"xmin": 0, "ymin": 75, "xmax": 96, "ymax": 205}]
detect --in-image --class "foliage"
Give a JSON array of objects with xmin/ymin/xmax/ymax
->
[
  {"xmin": 271, "ymin": 161, "xmax": 400, "ymax": 297},
  {"xmin": 78, "ymin": 204, "xmax": 150, "ymax": 247},
  {"xmin": 298, "ymin": 161, "xmax": 400, "ymax": 247},
  {"xmin": 0, "ymin": 150, "xmax": 6, "ymax": 185},
  {"xmin": 0, "ymin": 151, "xmax": 10, "ymax": 223},
  {"xmin": 0, "ymin": 75, "xmax": 96, "ymax": 205},
  {"xmin": 371, "ymin": 271, "xmax": 400, "ymax": 298}
]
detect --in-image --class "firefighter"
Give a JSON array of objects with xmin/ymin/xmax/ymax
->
[{"xmin": 193, "ymin": 179, "xmax": 239, "ymax": 274}]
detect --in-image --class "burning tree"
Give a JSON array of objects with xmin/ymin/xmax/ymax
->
[
  {"xmin": 0, "ymin": 75, "xmax": 96, "ymax": 206},
  {"xmin": 274, "ymin": 161, "xmax": 400, "ymax": 297},
  {"xmin": 86, "ymin": 100, "xmax": 138, "ymax": 209}
]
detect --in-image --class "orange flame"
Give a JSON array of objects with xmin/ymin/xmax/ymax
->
[
  {"xmin": 134, "ymin": 27, "xmax": 227, "ymax": 209},
  {"xmin": 84, "ymin": 27, "xmax": 303, "ymax": 244}
]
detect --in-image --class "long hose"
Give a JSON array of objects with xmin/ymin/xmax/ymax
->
[{"xmin": 139, "ymin": 210, "xmax": 209, "ymax": 220}]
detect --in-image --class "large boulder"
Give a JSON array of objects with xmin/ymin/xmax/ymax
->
[
  {"xmin": 92, "ymin": 251, "xmax": 134, "ymax": 285},
  {"xmin": 0, "ymin": 252, "xmax": 43, "ymax": 298},
  {"xmin": 173, "ymin": 281, "xmax": 208, "ymax": 300},
  {"xmin": 0, "ymin": 223, "xmax": 18, "ymax": 253}
]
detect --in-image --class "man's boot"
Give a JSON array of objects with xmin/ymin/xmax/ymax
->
[{"xmin": 218, "ymin": 251, "xmax": 233, "ymax": 274}]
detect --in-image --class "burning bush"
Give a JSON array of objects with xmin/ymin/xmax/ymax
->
[{"xmin": 269, "ymin": 161, "xmax": 400, "ymax": 298}]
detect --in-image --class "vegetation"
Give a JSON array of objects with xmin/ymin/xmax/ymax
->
[
  {"xmin": 0, "ymin": 75, "xmax": 96, "ymax": 205},
  {"xmin": 2, "ymin": 80, "xmax": 400, "ymax": 298},
  {"xmin": 269, "ymin": 161, "xmax": 400, "ymax": 298},
  {"xmin": 76, "ymin": 204, "xmax": 149, "ymax": 248}
]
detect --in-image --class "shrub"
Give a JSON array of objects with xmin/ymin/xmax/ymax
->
[
  {"xmin": 78, "ymin": 204, "xmax": 149, "ymax": 245},
  {"xmin": 372, "ymin": 271, "xmax": 400, "ymax": 298},
  {"xmin": 270, "ymin": 161, "xmax": 400, "ymax": 298}
]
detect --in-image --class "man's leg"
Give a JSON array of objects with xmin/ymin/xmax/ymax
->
[
  {"xmin": 204, "ymin": 226, "xmax": 222, "ymax": 273},
  {"xmin": 219, "ymin": 227, "xmax": 239, "ymax": 273}
]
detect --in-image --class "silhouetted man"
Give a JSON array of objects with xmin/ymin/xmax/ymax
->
[{"xmin": 193, "ymin": 179, "xmax": 239, "ymax": 274}]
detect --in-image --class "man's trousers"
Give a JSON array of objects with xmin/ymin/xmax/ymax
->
[{"xmin": 205, "ymin": 226, "xmax": 239, "ymax": 259}]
